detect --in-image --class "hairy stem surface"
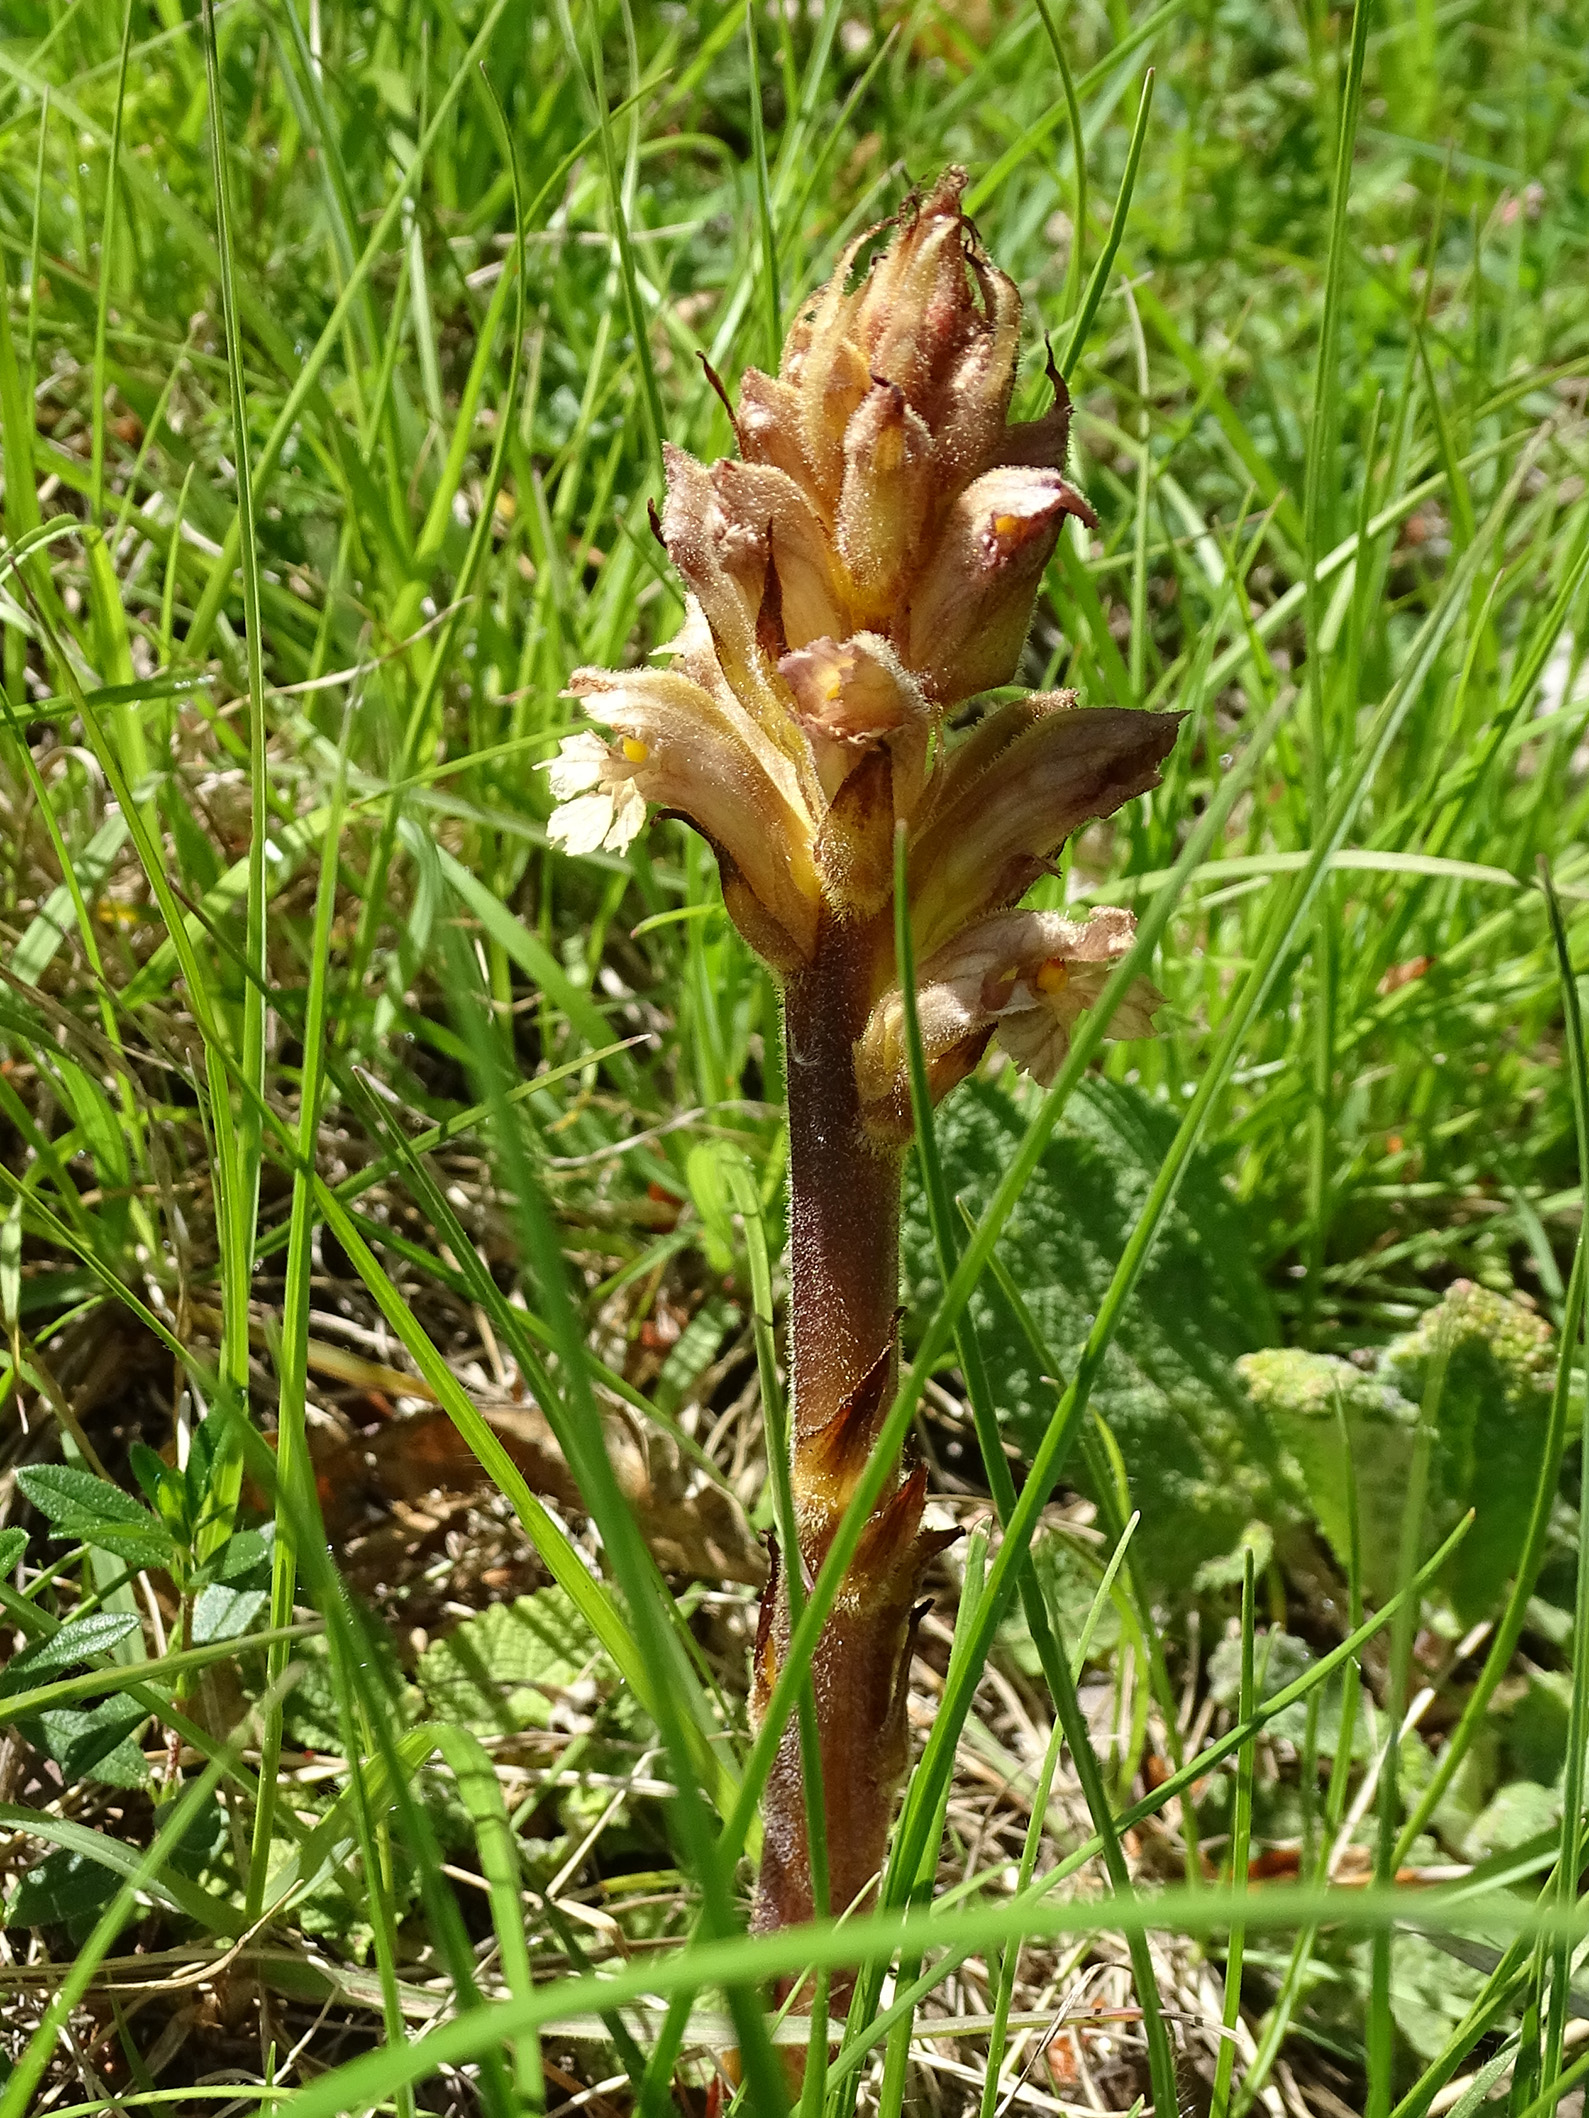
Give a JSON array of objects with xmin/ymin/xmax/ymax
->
[{"xmin": 754, "ymin": 912, "xmax": 940, "ymax": 1945}]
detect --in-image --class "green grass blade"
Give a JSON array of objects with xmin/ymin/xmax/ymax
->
[
  {"xmin": 88, "ymin": 0, "xmax": 133, "ymax": 526},
  {"xmin": 243, "ymin": 711, "xmax": 350, "ymax": 1924},
  {"xmin": 744, "ymin": 0, "xmax": 781, "ymax": 371},
  {"xmin": 430, "ymin": 915, "xmax": 788, "ymax": 2114},
  {"xmin": 1031, "ymin": 0, "xmax": 1086, "ymax": 322},
  {"xmin": 199, "ymin": 0, "xmax": 269, "ymax": 1559},
  {"xmin": 179, "ymin": 0, "xmax": 515, "ymax": 663},
  {"xmin": 965, "ymin": 0, "xmax": 1185, "ymax": 213},
  {"xmin": 0, "ymin": 1675, "xmax": 295, "ymax": 2118},
  {"xmin": 881, "ymin": 817, "xmax": 1180, "ymax": 2115},
  {"xmin": 979, "ymin": 1513, "xmax": 1138, "ymax": 2118},
  {"xmin": 554, "ymin": 0, "xmax": 665, "ymax": 479},
  {"xmin": 1543, "ymin": 859, "xmax": 1589, "ymax": 2083},
  {"xmin": 875, "ymin": 1533, "xmax": 987, "ymax": 2118},
  {"xmin": 432, "ymin": 1723, "xmax": 546, "ymax": 2110},
  {"xmin": 1368, "ymin": 1336, "xmax": 1446, "ymax": 2117},
  {"xmin": 1060, "ymin": 67, "xmax": 1155, "ymax": 380},
  {"xmin": 1298, "ymin": 0, "xmax": 1373, "ymax": 1340},
  {"xmin": 1210, "ymin": 1550, "xmax": 1256, "ymax": 2118}
]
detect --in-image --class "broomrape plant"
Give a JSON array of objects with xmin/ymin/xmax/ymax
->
[{"xmin": 543, "ymin": 171, "xmax": 1177, "ymax": 1958}]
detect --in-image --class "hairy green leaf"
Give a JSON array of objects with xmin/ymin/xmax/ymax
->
[
  {"xmin": 415, "ymin": 1589, "xmax": 609, "ymax": 1739},
  {"xmin": 904, "ymin": 1077, "xmax": 1282, "ymax": 1584},
  {"xmin": 15, "ymin": 1464, "xmax": 174, "ymax": 1571},
  {"xmin": 3, "ymin": 1849, "xmax": 121, "ymax": 1939},
  {"xmin": 0, "ymin": 1611, "xmax": 142, "ymax": 1695},
  {"xmin": 18, "ymin": 1697, "xmax": 149, "ymax": 1790}
]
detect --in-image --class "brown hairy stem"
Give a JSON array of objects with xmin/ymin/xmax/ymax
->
[
  {"xmin": 752, "ymin": 913, "xmax": 949, "ymax": 1947},
  {"xmin": 785, "ymin": 915, "xmax": 901, "ymax": 1450}
]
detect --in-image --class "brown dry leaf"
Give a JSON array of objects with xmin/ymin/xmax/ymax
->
[
  {"xmin": 1378, "ymin": 954, "xmax": 1434, "ymax": 995},
  {"xmin": 310, "ymin": 1400, "xmax": 767, "ymax": 1587}
]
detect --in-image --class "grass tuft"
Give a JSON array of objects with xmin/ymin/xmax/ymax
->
[{"xmin": 1, "ymin": 2, "xmax": 1587, "ymax": 2113}]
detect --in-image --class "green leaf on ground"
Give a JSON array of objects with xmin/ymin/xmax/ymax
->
[
  {"xmin": 15, "ymin": 1462, "xmax": 174, "ymax": 1572},
  {"xmin": 1237, "ymin": 1347, "xmax": 1417, "ymax": 1602},
  {"xmin": 1462, "ymin": 1776, "xmax": 1560, "ymax": 1862},
  {"xmin": 192, "ymin": 1527, "xmax": 274, "ymax": 1644},
  {"xmin": 1240, "ymin": 1280, "xmax": 1560, "ymax": 1619},
  {"xmin": 279, "ymin": 1623, "xmax": 414, "ymax": 1758},
  {"xmin": 19, "ymin": 1697, "xmax": 149, "ymax": 1790},
  {"xmin": 1384, "ymin": 1281, "xmax": 1557, "ymax": 1624},
  {"xmin": 1384, "ymin": 1932, "xmax": 1490, "ymax": 2063},
  {"xmin": 4, "ymin": 1848, "xmax": 121, "ymax": 1938},
  {"xmin": 0, "ymin": 1611, "xmax": 142, "ymax": 1698},
  {"xmin": 905, "ymin": 1076, "xmax": 1283, "ymax": 1586},
  {"xmin": 415, "ymin": 1587, "xmax": 607, "ymax": 1737}
]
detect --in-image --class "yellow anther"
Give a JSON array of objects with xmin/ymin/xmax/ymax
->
[
  {"xmin": 992, "ymin": 512, "xmax": 1022, "ymax": 538},
  {"xmin": 1034, "ymin": 958, "xmax": 1070, "ymax": 996},
  {"xmin": 621, "ymin": 736, "xmax": 650, "ymax": 764}
]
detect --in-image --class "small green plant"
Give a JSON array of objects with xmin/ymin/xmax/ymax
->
[
  {"xmin": 1242, "ymin": 1279, "xmax": 1563, "ymax": 1616},
  {"xmin": 5, "ymin": 1416, "xmax": 276, "ymax": 1810}
]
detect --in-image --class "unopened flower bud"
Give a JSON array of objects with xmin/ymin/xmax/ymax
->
[
  {"xmin": 856, "ymin": 192, "xmax": 979, "ymax": 417},
  {"xmin": 912, "ymin": 245, "xmax": 1023, "ymax": 479},
  {"xmin": 758, "ymin": 168, "xmax": 1044, "ymax": 533},
  {"xmin": 904, "ymin": 466, "xmax": 1094, "ymax": 702},
  {"xmin": 783, "ymin": 252, "xmax": 875, "ymax": 512},
  {"xmin": 779, "ymin": 634, "xmax": 930, "ymax": 916},
  {"xmin": 850, "ymin": 171, "xmax": 1020, "ymax": 454},
  {"xmin": 836, "ymin": 381, "xmax": 934, "ymax": 618},
  {"xmin": 658, "ymin": 444, "xmax": 784, "ymax": 731},
  {"xmin": 779, "ymin": 633, "xmax": 923, "ymax": 786},
  {"xmin": 711, "ymin": 460, "xmax": 847, "ymax": 650},
  {"xmin": 734, "ymin": 367, "xmax": 810, "ymax": 488}
]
